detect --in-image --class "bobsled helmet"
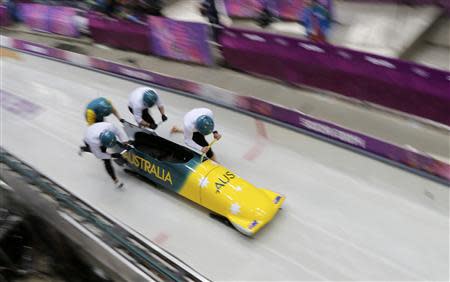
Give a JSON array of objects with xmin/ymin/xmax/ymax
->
[
  {"xmin": 195, "ymin": 115, "xmax": 214, "ymax": 135},
  {"xmin": 143, "ymin": 90, "xmax": 158, "ymax": 107},
  {"xmin": 99, "ymin": 130, "xmax": 117, "ymax": 148},
  {"xmin": 97, "ymin": 98, "xmax": 113, "ymax": 117}
]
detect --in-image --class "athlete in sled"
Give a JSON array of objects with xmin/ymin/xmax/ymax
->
[{"xmin": 117, "ymin": 121, "xmax": 285, "ymax": 236}]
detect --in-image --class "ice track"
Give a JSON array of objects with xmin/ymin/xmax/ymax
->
[{"xmin": 1, "ymin": 51, "xmax": 448, "ymax": 281}]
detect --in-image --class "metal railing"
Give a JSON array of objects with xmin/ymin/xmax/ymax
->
[{"xmin": 0, "ymin": 147, "xmax": 209, "ymax": 282}]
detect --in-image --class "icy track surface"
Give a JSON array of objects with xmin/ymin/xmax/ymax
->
[{"xmin": 1, "ymin": 51, "xmax": 449, "ymax": 281}]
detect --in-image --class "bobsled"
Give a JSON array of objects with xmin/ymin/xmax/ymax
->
[{"xmin": 117, "ymin": 122, "xmax": 285, "ymax": 236}]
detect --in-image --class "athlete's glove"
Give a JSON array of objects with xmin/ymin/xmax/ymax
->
[
  {"xmin": 119, "ymin": 118, "xmax": 125, "ymax": 123},
  {"xmin": 149, "ymin": 123, "xmax": 158, "ymax": 130},
  {"xmin": 161, "ymin": 114, "xmax": 168, "ymax": 122}
]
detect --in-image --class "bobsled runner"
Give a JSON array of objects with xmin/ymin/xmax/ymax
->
[{"xmin": 117, "ymin": 122, "xmax": 285, "ymax": 236}]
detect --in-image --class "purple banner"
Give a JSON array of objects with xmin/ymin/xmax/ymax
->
[
  {"xmin": 12, "ymin": 39, "xmax": 64, "ymax": 58},
  {"xmin": 48, "ymin": 7, "xmax": 79, "ymax": 37},
  {"xmin": 3, "ymin": 36, "xmax": 449, "ymax": 183},
  {"xmin": 88, "ymin": 12, "xmax": 150, "ymax": 54},
  {"xmin": 223, "ymin": 0, "xmax": 320, "ymax": 21},
  {"xmin": 98, "ymin": 60, "xmax": 203, "ymax": 94},
  {"xmin": 276, "ymin": 0, "xmax": 305, "ymax": 20},
  {"xmin": 237, "ymin": 95, "xmax": 450, "ymax": 180},
  {"xmin": 19, "ymin": 4, "xmax": 50, "ymax": 32},
  {"xmin": 148, "ymin": 16, "xmax": 213, "ymax": 66},
  {"xmin": 219, "ymin": 27, "xmax": 450, "ymax": 126},
  {"xmin": 0, "ymin": 5, "xmax": 10, "ymax": 27},
  {"xmin": 224, "ymin": 0, "xmax": 264, "ymax": 17},
  {"xmin": 18, "ymin": 4, "xmax": 79, "ymax": 37},
  {"xmin": 90, "ymin": 56, "xmax": 203, "ymax": 94}
]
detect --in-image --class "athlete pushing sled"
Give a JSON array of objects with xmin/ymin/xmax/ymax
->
[
  {"xmin": 84, "ymin": 97, "xmax": 124, "ymax": 125},
  {"xmin": 79, "ymin": 122, "xmax": 129, "ymax": 188},
  {"xmin": 171, "ymin": 107, "xmax": 222, "ymax": 162},
  {"xmin": 79, "ymin": 87, "xmax": 168, "ymax": 188},
  {"xmin": 128, "ymin": 87, "xmax": 167, "ymax": 129}
]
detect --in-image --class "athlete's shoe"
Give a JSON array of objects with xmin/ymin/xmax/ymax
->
[{"xmin": 115, "ymin": 181, "xmax": 124, "ymax": 189}]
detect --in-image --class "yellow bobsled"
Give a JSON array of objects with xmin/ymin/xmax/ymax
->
[{"xmin": 120, "ymin": 122, "xmax": 285, "ymax": 236}]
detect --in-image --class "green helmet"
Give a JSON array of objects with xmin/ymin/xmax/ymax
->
[
  {"xmin": 143, "ymin": 90, "xmax": 158, "ymax": 107},
  {"xmin": 99, "ymin": 130, "xmax": 117, "ymax": 148},
  {"xmin": 97, "ymin": 98, "xmax": 113, "ymax": 117},
  {"xmin": 195, "ymin": 115, "xmax": 214, "ymax": 135}
]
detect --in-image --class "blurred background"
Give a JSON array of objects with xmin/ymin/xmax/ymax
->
[{"xmin": 0, "ymin": 0, "xmax": 449, "ymax": 281}]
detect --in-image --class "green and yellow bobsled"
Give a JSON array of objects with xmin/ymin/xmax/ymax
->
[{"xmin": 120, "ymin": 122, "xmax": 285, "ymax": 236}]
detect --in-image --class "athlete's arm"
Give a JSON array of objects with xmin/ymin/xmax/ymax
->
[
  {"xmin": 111, "ymin": 106, "xmax": 122, "ymax": 121},
  {"xmin": 184, "ymin": 128, "xmax": 203, "ymax": 151}
]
